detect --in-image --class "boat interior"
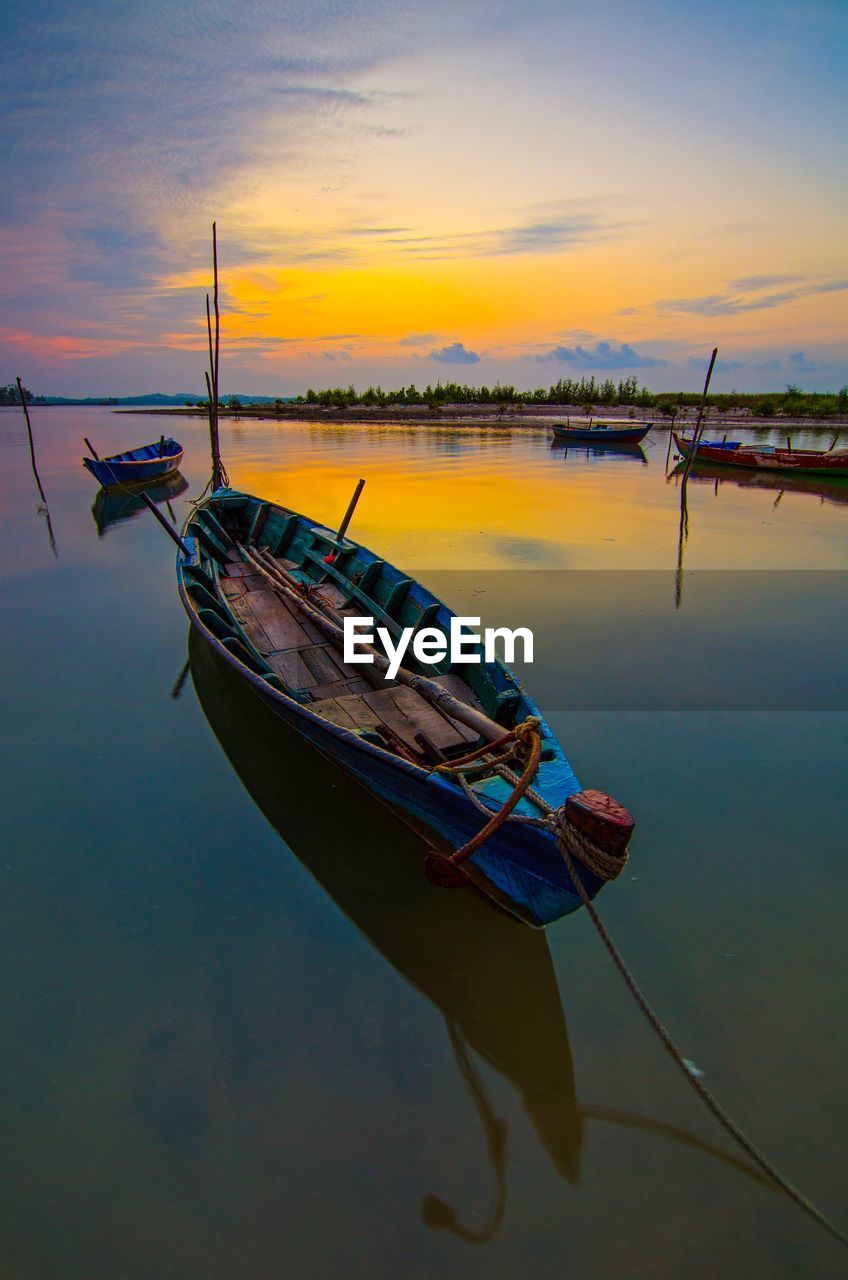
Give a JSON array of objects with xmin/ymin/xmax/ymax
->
[
  {"xmin": 101, "ymin": 437, "xmax": 182, "ymax": 463},
  {"xmin": 179, "ymin": 490, "xmax": 548, "ymax": 770}
]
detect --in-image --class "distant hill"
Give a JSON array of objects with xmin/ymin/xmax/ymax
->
[{"xmin": 32, "ymin": 392, "xmax": 292, "ymax": 406}]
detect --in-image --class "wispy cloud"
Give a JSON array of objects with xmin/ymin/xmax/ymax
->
[
  {"xmin": 728, "ymin": 273, "xmax": 801, "ymax": 292},
  {"xmin": 398, "ymin": 332, "xmax": 439, "ymax": 346},
  {"xmin": 380, "ymin": 205, "xmax": 620, "ymax": 261},
  {"xmin": 656, "ymin": 277, "xmax": 848, "ymax": 317},
  {"xmin": 430, "ymin": 341, "xmax": 480, "ymax": 365},
  {"xmin": 788, "ymin": 350, "xmax": 818, "ymax": 372},
  {"xmin": 537, "ymin": 340, "xmax": 664, "ymax": 369}
]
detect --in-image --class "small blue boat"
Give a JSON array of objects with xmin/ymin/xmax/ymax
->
[
  {"xmin": 83, "ymin": 437, "xmax": 184, "ymax": 489},
  {"xmin": 551, "ymin": 420, "xmax": 651, "ymax": 445},
  {"xmin": 176, "ymin": 487, "xmax": 634, "ymax": 927}
]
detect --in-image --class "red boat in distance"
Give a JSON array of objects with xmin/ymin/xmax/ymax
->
[{"xmin": 673, "ymin": 431, "xmax": 848, "ymax": 477}]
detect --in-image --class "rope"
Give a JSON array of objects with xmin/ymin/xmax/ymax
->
[
  {"xmin": 555, "ymin": 834, "xmax": 848, "ymax": 1249},
  {"xmin": 444, "ymin": 725, "xmax": 542, "ymax": 866}
]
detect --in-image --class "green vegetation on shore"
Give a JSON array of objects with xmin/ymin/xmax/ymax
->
[
  {"xmin": 287, "ymin": 378, "xmax": 848, "ymax": 418},
  {"xmin": 7, "ymin": 378, "xmax": 848, "ymax": 419},
  {"xmin": 0, "ymin": 382, "xmax": 34, "ymax": 405}
]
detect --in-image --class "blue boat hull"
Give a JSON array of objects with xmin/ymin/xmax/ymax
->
[
  {"xmin": 83, "ymin": 438, "xmax": 184, "ymax": 489},
  {"xmin": 551, "ymin": 423, "xmax": 650, "ymax": 444}
]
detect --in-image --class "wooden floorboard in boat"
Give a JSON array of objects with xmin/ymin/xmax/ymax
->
[
  {"xmin": 242, "ymin": 589, "xmax": 313, "ymax": 651},
  {"xmin": 362, "ymin": 686, "xmax": 477, "ymax": 752},
  {"xmin": 228, "ymin": 595, "xmax": 273, "ymax": 652}
]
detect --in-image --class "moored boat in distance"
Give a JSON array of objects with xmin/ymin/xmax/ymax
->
[
  {"xmin": 83, "ymin": 436, "xmax": 184, "ymax": 489},
  {"xmin": 673, "ymin": 430, "xmax": 848, "ymax": 477},
  {"xmin": 176, "ymin": 486, "xmax": 635, "ymax": 927},
  {"xmin": 551, "ymin": 419, "xmax": 651, "ymax": 445}
]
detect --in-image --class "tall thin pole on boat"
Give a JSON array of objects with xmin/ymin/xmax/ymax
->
[
  {"xmin": 680, "ymin": 347, "xmax": 718, "ymax": 485},
  {"xmin": 336, "ymin": 478, "xmax": 366, "ymax": 543},
  {"xmin": 16, "ymin": 376, "xmax": 48, "ymax": 506},
  {"xmin": 206, "ymin": 222, "xmax": 224, "ymax": 490}
]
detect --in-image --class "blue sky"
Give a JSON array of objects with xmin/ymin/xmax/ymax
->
[{"xmin": 1, "ymin": 0, "xmax": 846, "ymax": 394}]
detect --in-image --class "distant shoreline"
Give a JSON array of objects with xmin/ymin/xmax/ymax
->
[{"xmin": 111, "ymin": 404, "xmax": 848, "ymax": 431}]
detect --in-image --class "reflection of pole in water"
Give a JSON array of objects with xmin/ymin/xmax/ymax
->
[
  {"xmin": 40, "ymin": 503, "xmax": 59, "ymax": 559},
  {"xmin": 421, "ymin": 1019, "xmax": 507, "ymax": 1244},
  {"xmin": 171, "ymin": 658, "xmax": 191, "ymax": 700},
  {"xmin": 675, "ymin": 473, "xmax": 689, "ymax": 610}
]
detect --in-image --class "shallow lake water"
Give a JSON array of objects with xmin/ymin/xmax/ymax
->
[{"xmin": 0, "ymin": 407, "xmax": 846, "ymax": 1278}]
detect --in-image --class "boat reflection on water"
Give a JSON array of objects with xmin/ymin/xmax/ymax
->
[
  {"xmin": 91, "ymin": 471, "xmax": 189, "ymax": 535},
  {"xmin": 670, "ymin": 458, "xmax": 848, "ymax": 507},
  {"xmin": 189, "ymin": 629, "xmax": 583, "ymax": 1239},
  {"xmin": 551, "ymin": 440, "xmax": 648, "ymax": 465}
]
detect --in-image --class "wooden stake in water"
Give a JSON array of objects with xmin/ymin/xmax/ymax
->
[
  {"xmin": 680, "ymin": 348, "xmax": 718, "ymax": 485},
  {"xmin": 17, "ymin": 376, "xmax": 48, "ymax": 506}
]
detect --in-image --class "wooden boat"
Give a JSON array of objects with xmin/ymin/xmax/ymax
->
[
  {"xmin": 83, "ymin": 437, "xmax": 184, "ymax": 489},
  {"xmin": 176, "ymin": 486, "xmax": 634, "ymax": 927},
  {"xmin": 673, "ymin": 430, "xmax": 848, "ymax": 477},
  {"xmin": 551, "ymin": 419, "xmax": 651, "ymax": 445},
  {"xmin": 92, "ymin": 472, "xmax": 188, "ymax": 535}
]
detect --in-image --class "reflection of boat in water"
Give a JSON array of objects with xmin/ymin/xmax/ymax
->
[
  {"xmin": 551, "ymin": 439, "xmax": 648, "ymax": 464},
  {"xmin": 671, "ymin": 458, "xmax": 848, "ymax": 507},
  {"xmin": 91, "ymin": 472, "xmax": 189, "ymax": 535},
  {"xmin": 190, "ymin": 629, "xmax": 583, "ymax": 1232}
]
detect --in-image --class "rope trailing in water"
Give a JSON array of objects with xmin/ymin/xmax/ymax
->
[
  {"xmin": 432, "ymin": 723, "xmax": 847, "ymax": 1248},
  {"xmin": 556, "ymin": 834, "xmax": 848, "ymax": 1249}
]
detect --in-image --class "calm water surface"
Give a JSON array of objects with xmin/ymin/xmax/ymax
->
[{"xmin": 0, "ymin": 408, "xmax": 845, "ymax": 1278}]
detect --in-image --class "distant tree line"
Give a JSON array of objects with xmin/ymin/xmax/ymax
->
[
  {"xmin": 269, "ymin": 378, "xmax": 848, "ymax": 419},
  {"xmin": 0, "ymin": 382, "xmax": 37, "ymax": 405},
  {"xmin": 8, "ymin": 378, "xmax": 848, "ymax": 418}
]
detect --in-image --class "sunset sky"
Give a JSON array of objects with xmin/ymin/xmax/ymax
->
[{"xmin": 2, "ymin": 0, "xmax": 846, "ymax": 396}]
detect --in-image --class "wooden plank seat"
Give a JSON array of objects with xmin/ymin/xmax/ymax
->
[{"xmin": 309, "ymin": 686, "xmax": 477, "ymax": 756}]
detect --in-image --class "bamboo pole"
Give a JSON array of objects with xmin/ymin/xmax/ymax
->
[
  {"xmin": 204, "ymin": 222, "xmax": 224, "ymax": 490},
  {"xmin": 336, "ymin": 478, "xmax": 365, "ymax": 543},
  {"xmin": 140, "ymin": 492, "xmax": 193, "ymax": 557},
  {"xmin": 680, "ymin": 348, "xmax": 718, "ymax": 485},
  {"xmin": 17, "ymin": 377, "xmax": 47, "ymax": 506}
]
